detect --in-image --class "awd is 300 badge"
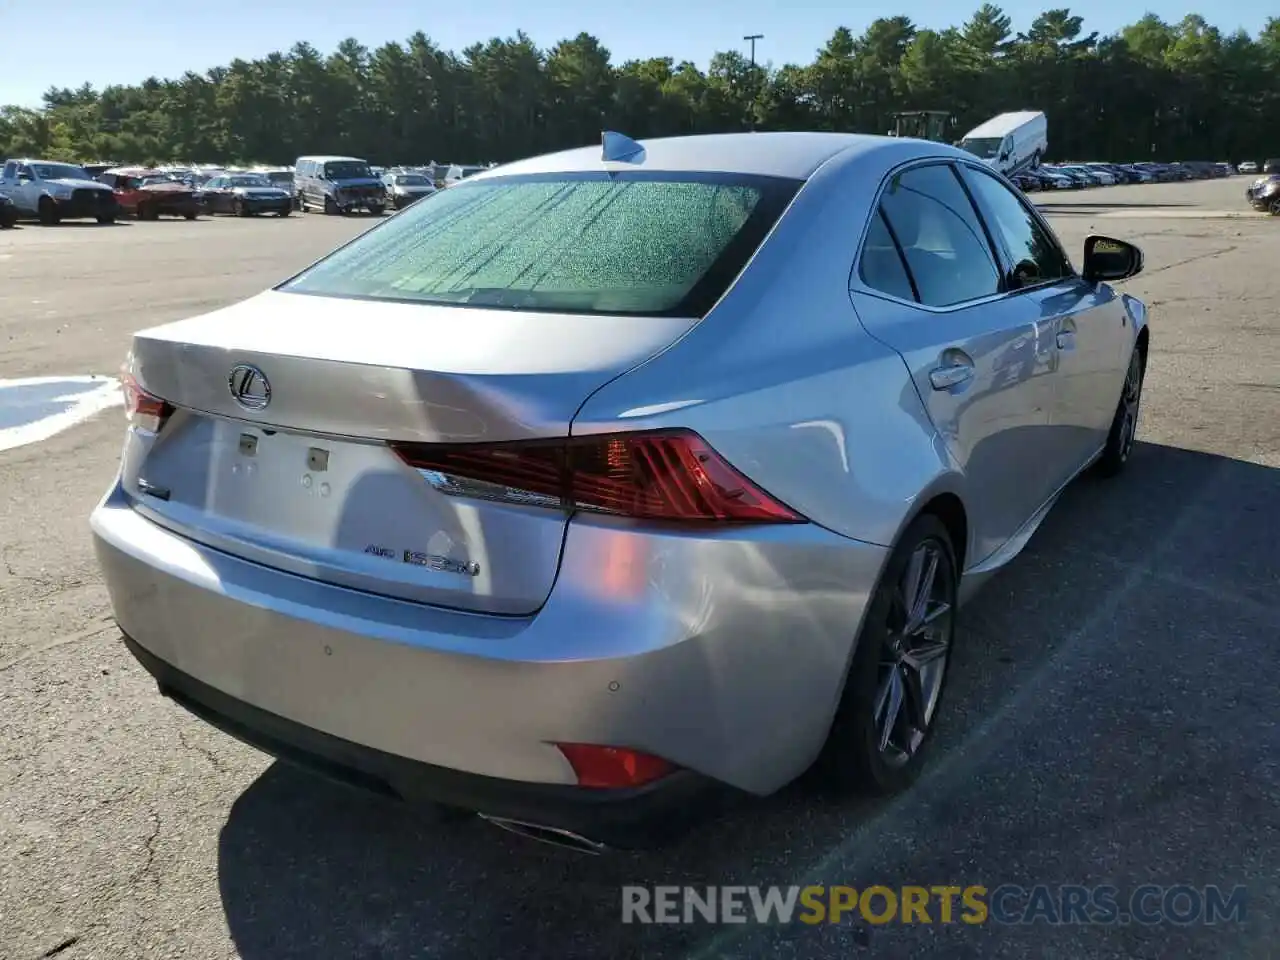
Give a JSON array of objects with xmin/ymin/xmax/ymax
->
[{"xmin": 364, "ymin": 544, "xmax": 480, "ymax": 577}]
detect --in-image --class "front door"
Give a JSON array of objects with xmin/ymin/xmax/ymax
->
[
  {"xmin": 957, "ymin": 162, "xmax": 1128, "ymax": 491},
  {"xmin": 851, "ymin": 161, "xmax": 1060, "ymax": 567}
]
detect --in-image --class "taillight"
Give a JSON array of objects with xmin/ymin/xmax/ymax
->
[
  {"xmin": 121, "ymin": 372, "xmax": 173, "ymax": 433},
  {"xmin": 555, "ymin": 743, "xmax": 676, "ymax": 789},
  {"xmin": 392, "ymin": 429, "xmax": 804, "ymax": 524}
]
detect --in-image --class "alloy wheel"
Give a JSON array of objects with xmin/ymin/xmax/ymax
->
[
  {"xmin": 874, "ymin": 538, "xmax": 954, "ymax": 766},
  {"xmin": 1117, "ymin": 351, "xmax": 1143, "ymax": 462}
]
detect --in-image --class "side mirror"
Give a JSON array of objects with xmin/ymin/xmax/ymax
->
[
  {"xmin": 1082, "ymin": 235, "xmax": 1144, "ymax": 283},
  {"xmin": 1011, "ymin": 259, "xmax": 1041, "ymax": 288},
  {"xmin": 17, "ymin": 172, "xmax": 32, "ymax": 182}
]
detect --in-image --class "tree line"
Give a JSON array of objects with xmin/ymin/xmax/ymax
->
[{"xmin": 2, "ymin": 7, "xmax": 1278, "ymax": 167}]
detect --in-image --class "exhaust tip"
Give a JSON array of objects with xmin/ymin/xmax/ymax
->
[{"xmin": 480, "ymin": 815, "xmax": 607, "ymax": 855}]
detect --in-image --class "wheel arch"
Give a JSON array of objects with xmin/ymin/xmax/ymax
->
[
  {"xmin": 918, "ymin": 491, "xmax": 969, "ymax": 576},
  {"xmin": 877, "ymin": 469, "xmax": 971, "ymax": 577}
]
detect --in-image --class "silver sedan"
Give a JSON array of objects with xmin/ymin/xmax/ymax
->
[{"xmin": 91, "ymin": 131, "xmax": 1149, "ymax": 851}]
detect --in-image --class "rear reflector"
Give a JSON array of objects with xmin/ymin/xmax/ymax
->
[
  {"xmin": 121, "ymin": 373, "xmax": 174, "ymax": 433},
  {"xmin": 555, "ymin": 743, "xmax": 676, "ymax": 788},
  {"xmin": 392, "ymin": 429, "xmax": 804, "ymax": 524}
]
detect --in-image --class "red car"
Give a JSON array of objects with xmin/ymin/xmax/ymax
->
[{"xmin": 97, "ymin": 168, "xmax": 201, "ymax": 220}]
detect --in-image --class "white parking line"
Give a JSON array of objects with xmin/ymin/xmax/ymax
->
[
  {"xmin": 0, "ymin": 375, "xmax": 123, "ymax": 453},
  {"xmin": 1091, "ymin": 209, "xmax": 1268, "ymax": 219}
]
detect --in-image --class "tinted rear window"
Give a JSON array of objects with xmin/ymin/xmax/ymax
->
[
  {"xmin": 280, "ymin": 172, "xmax": 800, "ymax": 317},
  {"xmin": 324, "ymin": 161, "xmax": 372, "ymax": 179}
]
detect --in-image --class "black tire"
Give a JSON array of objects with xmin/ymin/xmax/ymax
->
[
  {"xmin": 38, "ymin": 196, "xmax": 61, "ymax": 225},
  {"xmin": 324, "ymin": 196, "xmax": 338, "ymax": 215},
  {"xmin": 1270, "ymin": 198, "xmax": 1280, "ymax": 217},
  {"xmin": 139, "ymin": 203, "xmax": 159, "ymax": 221},
  {"xmin": 1095, "ymin": 344, "xmax": 1145, "ymax": 477},
  {"xmin": 235, "ymin": 198, "xmax": 250, "ymax": 217},
  {"xmin": 815, "ymin": 513, "xmax": 958, "ymax": 796},
  {"xmin": 368, "ymin": 203, "xmax": 385, "ymax": 216},
  {"xmin": 184, "ymin": 211, "xmax": 198, "ymax": 220},
  {"xmin": 278, "ymin": 207, "xmax": 291, "ymax": 217},
  {"xmin": 96, "ymin": 213, "xmax": 116, "ymax": 225}
]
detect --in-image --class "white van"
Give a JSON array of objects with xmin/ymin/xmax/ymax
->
[{"xmin": 959, "ymin": 111, "xmax": 1048, "ymax": 176}]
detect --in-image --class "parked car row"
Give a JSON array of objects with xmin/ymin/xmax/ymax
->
[
  {"xmin": 0, "ymin": 152, "xmax": 506, "ymax": 225},
  {"xmin": 1010, "ymin": 159, "xmax": 1241, "ymax": 193}
]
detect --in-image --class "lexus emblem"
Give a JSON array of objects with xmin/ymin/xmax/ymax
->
[{"xmin": 228, "ymin": 364, "xmax": 271, "ymax": 410}]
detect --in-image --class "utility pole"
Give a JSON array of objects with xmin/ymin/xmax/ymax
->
[{"xmin": 743, "ymin": 33, "xmax": 763, "ymax": 131}]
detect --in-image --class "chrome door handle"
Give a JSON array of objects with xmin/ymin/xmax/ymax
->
[
  {"xmin": 929, "ymin": 364, "xmax": 974, "ymax": 390},
  {"xmin": 1056, "ymin": 330, "xmax": 1075, "ymax": 349}
]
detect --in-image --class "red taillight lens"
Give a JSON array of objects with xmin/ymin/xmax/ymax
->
[
  {"xmin": 392, "ymin": 429, "xmax": 804, "ymax": 523},
  {"xmin": 555, "ymin": 743, "xmax": 676, "ymax": 789},
  {"xmin": 121, "ymin": 373, "xmax": 173, "ymax": 433}
]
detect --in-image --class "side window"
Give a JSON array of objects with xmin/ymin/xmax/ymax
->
[
  {"xmin": 18, "ymin": 164, "xmax": 34, "ymax": 179},
  {"xmin": 960, "ymin": 165, "xmax": 1073, "ymax": 288},
  {"xmin": 879, "ymin": 164, "xmax": 1001, "ymax": 308},
  {"xmin": 2, "ymin": 161, "xmax": 16, "ymax": 179},
  {"xmin": 859, "ymin": 211, "xmax": 916, "ymax": 302}
]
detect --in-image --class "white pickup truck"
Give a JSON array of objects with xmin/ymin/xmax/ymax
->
[{"xmin": 0, "ymin": 158, "xmax": 119, "ymax": 224}]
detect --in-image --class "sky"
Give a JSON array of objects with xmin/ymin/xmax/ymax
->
[{"xmin": 1, "ymin": 0, "xmax": 1273, "ymax": 108}]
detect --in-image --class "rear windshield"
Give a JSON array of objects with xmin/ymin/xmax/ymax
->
[
  {"xmin": 280, "ymin": 172, "xmax": 800, "ymax": 317},
  {"xmin": 324, "ymin": 161, "xmax": 372, "ymax": 179}
]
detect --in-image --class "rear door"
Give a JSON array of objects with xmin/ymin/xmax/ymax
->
[
  {"xmin": 958, "ymin": 163, "xmax": 1128, "ymax": 489},
  {"xmin": 205, "ymin": 177, "xmax": 229, "ymax": 212},
  {"xmin": 850, "ymin": 161, "xmax": 1059, "ymax": 567}
]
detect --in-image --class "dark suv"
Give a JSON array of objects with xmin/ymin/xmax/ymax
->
[
  {"xmin": 293, "ymin": 155, "xmax": 386, "ymax": 215},
  {"xmin": 1246, "ymin": 174, "xmax": 1280, "ymax": 214}
]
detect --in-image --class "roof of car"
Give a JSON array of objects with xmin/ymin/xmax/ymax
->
[
  {"xmin": 474, "ymin": 132, "xmax": 939, "ymax": 182},
  {"xmin": 296, "ymin": 155, "xmax": 366, "ymax": 164},
  {"xmin": 962, "ymin": 111, "xmax": 1045, "ymax": 139},
  {"xmin": 105, "ymin": 167, "xmax": 161, "ymax": 176}
]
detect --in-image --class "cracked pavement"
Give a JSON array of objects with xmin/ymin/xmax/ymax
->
[{"xmin": 1, "ymin": 179, "xmax": 1278, "ymax": 959}]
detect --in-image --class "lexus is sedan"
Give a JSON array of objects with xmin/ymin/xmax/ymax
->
[{"xmin": 92, "ymin": 132, "xmax": 1150, "ymax": 851}]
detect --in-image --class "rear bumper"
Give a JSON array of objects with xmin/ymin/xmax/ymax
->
[
  {"xmin": 91, "ymin": 480, "xmax": 886, "ymax": 801},
  {"xmin": 125, "ymin": 632, "xmax": 722, "ymax": 848},
  {"xmin": 151, "ymin": 197, "xmax": 201, "ymax": 216},
  {"xmin": 242, "ymin": 197, "xmax": 292, "ymax": 214},
  {"xmin": 392, "ymin": 194, "xmax": 426, "ymax": 208},
  {"xmin": 334, "ymin": 193, "xmax": 384, "ymax": 210}
]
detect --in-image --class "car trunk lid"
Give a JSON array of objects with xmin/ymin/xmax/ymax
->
[{"xmin": 124, "ymin": 290, "xmax": 696, "ymax": 614}]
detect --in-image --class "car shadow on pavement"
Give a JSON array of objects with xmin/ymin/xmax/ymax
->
[{"xmin": 215, "ymin": 441, "xmax": 1279, "ymax": 959}]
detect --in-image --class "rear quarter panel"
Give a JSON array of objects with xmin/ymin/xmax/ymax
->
[{"xmin": 570, "ymin": 144, "xmax": 961, "ymax": 552}]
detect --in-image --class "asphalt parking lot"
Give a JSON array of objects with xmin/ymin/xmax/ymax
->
[{"xmin": 1, "ymin": 178, "xmax": 1277, "ymax": 959}]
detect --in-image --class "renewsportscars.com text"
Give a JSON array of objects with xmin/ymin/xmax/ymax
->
[{"xmin": 621, "ymin": 884, "xmax": 1247, "ymax": 926}]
